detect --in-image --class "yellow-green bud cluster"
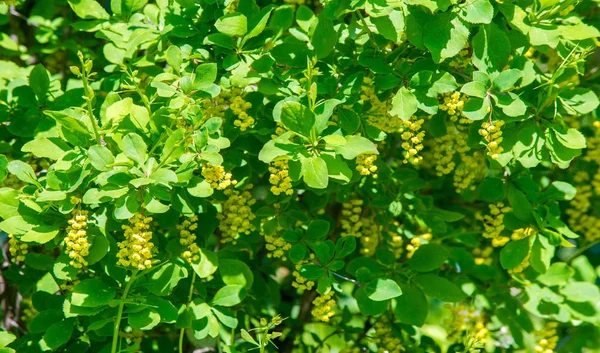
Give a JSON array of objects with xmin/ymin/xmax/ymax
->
[
  {"xmin": 406, "ymin": 232, "xmax": 432, "ymax": 259},
  {"xmin": 177, "ymin": 216, "xmax": 200, "ymax": 264},
  {"xmin": 359, "ymin": 216, "xmax": 380, "ymax": 256},
  {"xmin": 217, "ymin": 186, "xmax": 256, "ymax": 244},
  {"xmin": 388, "ymin": 232, "xmax": 404, "ymax": 260},
  {"xmin": 439, "ymin": 92, "xmax": 466, "ymax": 121},
  {"xmin": 372, "ymin": 317, "xmax": 404, "ymax": 353},
  {"xmin": 292, "ymin": 255, "xmax": 315, "ymax": 290},
  {"xmin": 340, "ymin": 199, "xmax": 363, "ymax": 237},
  {"xmin": 482, "ymin": 203, "xmax": 512, "ymax": 247},
  {"xmin": 453, "ymin": 152, "xmax": 483, "ymax": 193},
  {"xmin": 399, "ymin": 117, "xmax": 425, "ymax": 165},
  {"xmin": 444, "ymin": 304, "xmax": 488, "ymax": 345},
  {"xmin": 230, "ymin": 96, "xmax": 254, "ymax": 131},
  {"xmin": 534, "ymin": 322, "xmax": 559, "ymax": 353},
  {"xmin": 65, "ymin": 210, "xmax": 90, "ymax": 269},
  {"xmin": 202, "ymin": 163, "xmax": 237, "ymax": 190},
  {"xmin": 117, "ymin": 213, "xmax": 155, "ymax": 270},
  {"xmin": 566, "ymin": 173, "xmax": 600, "ymax": 242},
  {"xmin": 472, "ymin": 246, "xmax": 494, "ymax": 265},
  {"xmin": 269, "ymin": 159, "xmax": 294, "ymax": 196},
  {"xmin": 511, "ymin": 227, "xmax": 535, "ymax": 241},
  {"xmin": 448, "ymin": 49, "xmax": 471, "ymax": 70},
  {"xmin": 356, "ymin": 153, "xmax": 378, "ymax": 177},
  {"xmin": 311, "ymin": 291, "xmax": 336, "ymax": 322},
  {"xmin": 479, "ymin": 120, "xmax": 505, "ymax": 160},
  {"xmin": 265, "ymin": 233, "xmax": 291, "ymax": 260},
  {"xmin": 361, "ymin": 78, "xmax": 402, "ymax": 134},
  {"xmin": 8, "ymin": 234, "xmax": 28, "ymax": 263}
]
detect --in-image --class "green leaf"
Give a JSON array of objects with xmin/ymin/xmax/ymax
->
[
  {"xmin": 499, "ymin": 238, "xmax": 530, "ymax": 270},
  {"xmin": 560, "ymin": 88, "xmax": 599, "ymax": 115},
  {"xmin": 560, "ymin": 282, "xmax": 600, "ymax": 303},
  {"xmin": 389, "ymin": 87, "xmax": 418, "ymax": 121},
  {"xmin": 414, "ymin": 274, "xmax": 466, "ymax": 302},
  {"xmin": 472, "ymin": 24, "xmax": 510, "ymax": 71},
  {"xmin": 311, "ymin": 14, "xmax": 336, "ymax": 58},
  {"xmin": 192, "ymin": 248, "xmax": 219, "ymax": 278},
  {"xmin": 552, "ymin": 127, "xmax": 586, "ymax": 149},
  {"xmin": 29, "ymin": 64, "xmax": 50, "ymax": 102},
  {"xmin": 423, "ymin": 12, "xmax": 470, "ymax": 63},
  {"xmin": 301, "ymin": 156, "xmax": 328, "ymax": 189},
  {"xmin": 333, "ymin": 135, "xmax": 378, "ymax": 159},
  {"xmin": 146, "ymin": 263, "xmax": 187, "ymax": 296},
  {"xmin": 365, "ymin": 278, "xmax": 402, "ymax": 301},
  {"xmin": 212, "ymin": 285, "xmax": 246, "ymax": 307},
  {"xmin": 166, "ymin": 46, "xmax": 182, "ymax": 75},
  {"xmin": 299, "ymin": 264, "xmax": 324, "ymax": 280},
  {"xmin": 129, "ymin": 309, "xmax": 161, "ymax": 330},
  {"xmin": 88, "ymin": 145, "xmax": 114, "ymax": 171},
  {"xmin": 0, "ymin": 332, "xmax": 16, "ymax": 348},
  {"xmin": 280, "ymin": 101, "xmax": 315, "ymax": 137},
  {"xmin": 219, "ymin": 259, "xmax": 254, "ymax": 289},
  {"xmin": 530, "ymin": 235, "xmax": 554, "ymax": 274},
  {"xmin": 215, "ymin": 13, "xmax": 248, "ymax": 37},
  {"xmin": 122, "ymin": 133, "xmax": 148, "ymax": 166},
  {"xmin": 462, "ymin": 97, "xmax": 491, "ymax": 120},
  {"xmin": 459, "ymin": 0, "xmax": 493, "ymax": 24},
  {"xmin": 408, "ymin": 244, "xmax": 449, "ymax": 272},
  {"xmin": 43, "ymin": 319, "xmax": 74, "ymax": 349},
  {"xmin": 68, "ymin": 0, "xmax": 110, "ymax": 19},
  {"xmin": 355, "ymin": 287, "xmax": 389, "ymax": 316},
  {"xmin": 537, "ymin": 263, "xmax": 575, "ymax": 286},
  {"xmin": 71, "ymin": 279, "xmax": 116, "ymax": 308},
  {"xmin": 7, "ymin": 160, "xmax": 39, "ymax": 186},
  {"xmin": 194, "ymin": 63, "xmax": 218, "ymax": 89},
  {"xmin": 393, "ymin": 284, "xmax": 428, "ymax": 326},
  {"xmin": 508, "ymin": 186, "xmax": 534, "ymax": 222},
  {"xmin": 105, "ymin": 98, "xmax": 133, "ymax": 126},
  {"xmin": 22, "ymin": 138, "xmax": 70, "ymax": 160},
  {"xmin": 493, "ymin": 69, "xmax": 523, "ymax": 91}
]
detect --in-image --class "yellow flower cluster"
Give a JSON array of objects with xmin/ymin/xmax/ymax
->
[
  {"xmin": 117, "ymin": 213, "xmax": 155, "ymax": 271},
  {"xmin": 202, "ymin": 163, "xmax": 237, "ymax": 190},
  {"xmin": 217, "ymin": 186, "xmax": 256, "ymax": 244},
  {"xmin": 439, "ymin": 92, "xmax": 467, "ymax": 121},
  {"xmin": 8, "ymin": 234, "xmax": 28, "ymax": 263},
  {"xmin": 361, "ymin": 78, "xmax": 402, "ymax": 134},
  {"xmin": 405, "ymin": 232, "xmax": 432, "ymax": 259},
  {"xmin": 201, "ymin": 95, "xmax": 228, "ymax": 121},
  {"xmin": 359, "ymin": 216, "xmax": 380, "ymax": 256},
  {"xmin": 177, "ymin": 216, "xmax": 200, "ymax": 264},
  {"xmin": 311, "ymin": 291, "xmax": 336, "ymax": 322},
  {"xmin": 20, "ymin": 297, "xmax": 38, "ymax": 323},
  {"xmin": 445, "ymin": 304, "xmax": 489, "ymax": 345},
  {"xmin": 372, "ymin": 317, "xmax": 404, "ymax": 353},
  {"xmin": 388, "ymin": 232, "xmax": 404, "ymax": 259},
  {"xmin": 511, "ymin": 227, "xmax": 535, "ymax": 241},
  {"xmin": 472, "ymin": 246, "xmax": 494, "ymax": 265},
  {"xmin": 449, "ymin": 49, "xmax": 471, "ymax": 70},
  {"xmin": 60, "ymin": 279, "xmax": 80, "ymax": 292},
  {"xmin": 65, "ymin": 211, "xmax": 90, "ymax": 269},
  {"xmin": 534, "ymin": 322, "xmax": 559, "ymax": 353},
  {"xmin": 265, "ymin": 234, "xmax": 291, "ymax": 260},
  {"xmin": 340, "ymin": 199, "xmax": 363, "ymax": 237},
  {"xmin": 292, "ymin": 255, "xmax": 315, "ymax": 290},
  {"xmin": 356, "ymin": 153, "xmax": 378, "ymax": 177},
  {"xmin": 269, "ymin": 159, "xmax": 294, "ymax": 196},
  {"xmin": 271, "ymin": 122, "xmax": 287, "ymax": 139},
  {"xmin": 479, "ymin": 120, "xmax": 505, "ymax": 160},
  {"xmin": 453, "ymin": 152, "xmax": 483, "ymax": 193},
  {"xmin": 482, "ymin": 202, "xmax": 512, "ymax": 247},
  {"xmin": 566, "ymin": 173, "xmax": 600, "ymax": 242},
  {"xmin": 230, "ymin": 95, "xmax": 254, "ymax": 131},
  {"xmin": 432, "ymin": 133, "xmax": 457, "ymax": 176},
  {"xmin": 399, "ymin": 117, "xmax": 425, "ymax": 165}
]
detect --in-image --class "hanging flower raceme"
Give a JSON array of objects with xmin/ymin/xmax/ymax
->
[
  {"xmin": 202, "ymin": 163, "xmax": 237, "ymax": 190},
  {"xmin": 117, "ymin": 213, "xmax": 155, "ymax": 271},
  {"xmin": 355, "ymin": 153, "xmax": 378, "ymax": 177},
  {"xmin": 445, "ymin": 304, "xmax": 489, "ymax": 346},
  {"xmin": 439, "ymin": 92, "xmax": 467, "ymax": 121},
  {"xmin": 340, "ymin": 199, "xmax": 363, "ymax": 237},
  {"xmin": 230, "ymin": 95, "xmax": 254, "ymax": 131},
  {"xmin": 372, "ymin": 317, "xmax": 404, "ymax": 353},
  {"xmin": 534, "ymin": 322, "xmax": 559, "ymax": 353},
  {"xmin": 566, "ymin": 172, "xmax": 600, "ymax": 242},
  {"xmin": 388, "ymin": 232, "xmax": 404, "ymax": 260},
  {"xmin": 362, "ymin": 77, "xmax": 401, "ymax": 134},
  {"xmin": 448, "ymin": 48, "xmax": 471, "ymax": 70},
  {"xmin": 399, "ymin": 117, "xmax": 425, "ymax": 165},
  {"xmin": 292, "ymin": 255, "xmax": 315, "ymax": 291},
  {"xmin": 453, "ymin": 152, "xmax": 484, "ymax": 193},
  {"xmin": 177, "ymin": 216, "xmax": 200, "ymax": 264},
  {"xmin": 269, "ymin": 159, "xmax": 294, "ymax": 196},
  {"xmin": 479, "ymin": 120, "xmax": 505, "ymax": 160},
  {"xmin": 264, "ymin": 234, "xmax": 291, "ymax": 260},
  {"xmin": 8, "ymin": 234, "xmax": 28, "ymax": 263},
  {"xmin": 65, "ymin": 210, "xmax": 91, "ymax": 269},
  {"xmin": 405, "ymin": 231, "xmax": 432, "ymax": 259},
  {"xmin": 482, "ymin": 202, "xmax": 512, "ymax": 247},
  {"xmin": 217, "ymin": 185, "xmax": 256, "ymax": 244},
  {"xmin": 472, "ymin": 246, "xmax": 494, "ymax": 265},
  {"xmin": 359, "ymin": 216, "xmax": 380, "ymax": 256},
  {"xmin": 311, "ymin": 291, "xmax": 336, "ymax": 322}
]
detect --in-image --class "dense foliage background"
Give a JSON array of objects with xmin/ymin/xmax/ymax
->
[{"xmin": 0, "ymin": 0, "xmax": 599, "ymax": 352}]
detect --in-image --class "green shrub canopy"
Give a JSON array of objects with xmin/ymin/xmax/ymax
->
[{"xmin": 0, "ymin": 0, "xmax": 599, "ymax": 352}]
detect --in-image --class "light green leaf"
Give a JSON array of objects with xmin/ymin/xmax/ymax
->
[
  {"xmin": 365, "ymin": 278, "xmax": 402, "ymax": 301},
  {"xmin": 301, "ymin": 156, "xmax": 328, "ymax": 189},
  {"xmin": 71, "ymin": 279, "xmax": 116, "ymax": 308},
  {"xmin": 423, "ymin": 12, "xmax": 470, "ymax": 63},
  {"xmin": 122, "ymin": 133, "xmax": 147, "ymax": 166},
  {"xmin": 215, "ymin": 13, "xmax": 248, "ymax": 37},
  {"xmin": 389, "ymin": 87, "xmax": 418, "ymax": 121},
  {"xmin": 459, "ymin": 0, "xmax": 494, "ymax": 24},
  {"xmin": 212, "ymin": 285, "xmax": 246, "ymax": 307}
]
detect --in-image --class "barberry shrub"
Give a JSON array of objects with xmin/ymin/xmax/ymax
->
[{"xmin": 0, "ymin": 0, "xmax": 599, "ymax": 352}]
